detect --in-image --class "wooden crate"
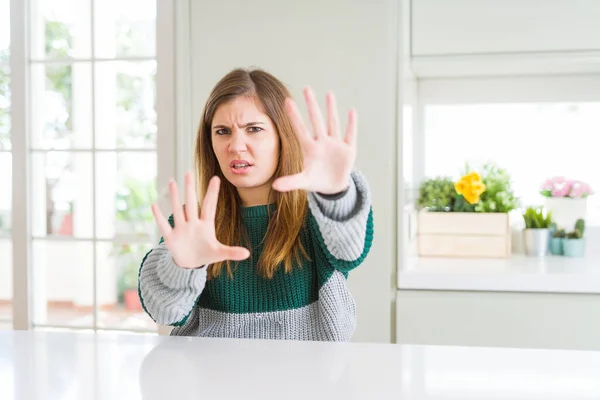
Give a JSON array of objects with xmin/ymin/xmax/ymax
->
[{"xmin": 417, "ymin": 211, "xmax": 511, "ymax": 258}]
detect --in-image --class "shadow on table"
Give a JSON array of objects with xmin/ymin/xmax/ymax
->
[{"xmin": 138, "ymin": 336, "xmax": 355, "ymax": 399}]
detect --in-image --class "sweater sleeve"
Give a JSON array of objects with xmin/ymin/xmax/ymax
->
[
  {"xmin": 138, "ymin": 215, "xmax": 207, "ymax": 327},
  {"xmin": 307, "ymin": 170, "xmax": 374, "ymax": 274}
]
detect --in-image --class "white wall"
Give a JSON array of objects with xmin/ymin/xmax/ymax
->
[
  {"xmin": 409, "ymin": 0, "xmax": 600, "ymax": 78},
  {"xmin": 411, "ymin": 0, "xmax": 600, "ymax": 56},
  {"xmin": 185, "ymin": 0, "xmax": 401, "ymax": 343}
]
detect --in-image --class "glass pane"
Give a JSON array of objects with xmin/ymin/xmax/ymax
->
[
  {"xmin": 95, "ymin": 61, "xmax": 156, "ymax": 149},
  {"xmin": 32, "ymin": 240, "xmax": 94, "ymax": 328},
  {"xmin": 424, "ymin": 102, "xmax": 600, "ymax": 224},
  {"xmin": 0, "ymin": 153, "xmax": 10, "ymax": 233},
  {"xmin": 403, "ymin": 104, "xmax": 414, "ymax": 201},
  {"xmin": 0, "ymin": 151, "xmax": 10, "ymax": 325},
  {"xmin": 30, "ymin": 63, "xmax": 93, "ymax": 149},
  {"xmin": 0, "ymin": 238, "xmax": 12, "ymax": 322},
  {"xmin": 95, "ymin": 152, "xmax": 157, "ymax": 240},
  {"xmin": 0, "ymin": 0, "xmax": 9, "ymax": 54},
  {"xmin": 30, "ymin": 0, "xmax": 92, "ymax": 59},
  {"xmin": 94, "ymin": 0, "xmax": 156, "ymax": 58},
  {"xmin": 0, "ymin": 62, "xmax": 9, "ymax": 151},
  {"xmin": 96, "ymin": 242, "xmax": 156, "ymax": 331},
  {"xmin": 31, "ymin": 152, "xmax": 94, "ymax": 238}
]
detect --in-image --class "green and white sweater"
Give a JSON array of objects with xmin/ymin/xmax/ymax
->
[{"xmin": 138, "ymin": 170, "xmax": 373, "ymax": 341}]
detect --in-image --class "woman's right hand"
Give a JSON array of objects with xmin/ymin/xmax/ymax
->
[{"xmin": 151, "ymin": 171, "xmax": 250, "ymax": 269}]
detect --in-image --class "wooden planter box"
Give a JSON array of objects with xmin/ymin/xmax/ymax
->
[{"xmin": 417, "ymin": 211, "xmax": 511, "ymax": 258}]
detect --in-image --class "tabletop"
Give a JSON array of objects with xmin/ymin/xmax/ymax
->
[{"xmin": 1, "ymin": 330, "xmax": 600, "ymax": 399}]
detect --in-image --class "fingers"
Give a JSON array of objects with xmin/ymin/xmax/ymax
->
[
  {"xmin": 272, "ymin": 172, "xmax": 309, "ymax": 192},
  {"xmin": 151, "ymin": 203, "xmax": 172, "ymax": 239},
  {"xmin": 184, "ymin": 171, "xmax": 199, "ymax": 220},
  {"xmin": 201, "ymin": 176, "xmax": 221, "ymax": 221},
  {"xmin": 303, "ymin": 87, "xmax": 326, "ymax": 140},
  {"xmin": 169, "ymin": 179, "xmax": 185, "ymax": 227},
  {"xmin": 220, "ymin": 245, "xmax": 251, "ymax": 261},
  {"xmin": 285, "ymin": 98, "xmax": 312, "ymax": 145},
  {"xmin": 344, "ymin": 108, "xmax": 358, "ymax": 146},
  {"xmin": 326, "ymin": 92, "xmax": 341, "ymax": 139}
]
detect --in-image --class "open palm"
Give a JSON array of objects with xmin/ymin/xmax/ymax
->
[
  {"xmin": 272, "ymin": 88, "xmax": 357, "ymax": 195},
  {"xmin": 151, "ymin": 172, "xmax": 250, "ymax": 269}
]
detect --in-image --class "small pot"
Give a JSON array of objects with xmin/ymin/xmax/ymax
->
[
  {"xmin": 523, "ymin": 228, "xmax": 550, "ymax": 257},
  {"xmin": 549, "ymin": 237, "xmax": 564, "ymax": 255},
  {"xmin": 563, "ymin": 238, "xmax": 586, "ymax": 257},
  {"xmin": 123, "ymin": 289, "xmax": 143, "ymax": 311}
]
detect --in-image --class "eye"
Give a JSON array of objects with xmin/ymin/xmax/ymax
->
[
  {"xmin": 215, "ymin": 128, "xmax": 230, "ymax": 136},
  {"xmin": 247, "ymin": 126, "xmax": 263, "ymax": 133}
]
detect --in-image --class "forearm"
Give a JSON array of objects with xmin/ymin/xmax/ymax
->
[
  {"xmin": 307, "ymin": 170, "xmax": 373, "ymax": 268},
  {"xmin": 138, "ymin": 243, "xmax": 207, "ymax": 326}
]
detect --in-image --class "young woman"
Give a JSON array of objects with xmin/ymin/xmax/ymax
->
[{"xmin": 139, "ymin": 68, "xmax": 373, "ymax": 341}]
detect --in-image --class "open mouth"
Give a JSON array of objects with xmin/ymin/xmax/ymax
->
[
  {"xmin": 230, "ymin": 160, "xmax": 253, "ymax": 174},
  {"xmin": 231, "ymin": 162, "xmax": 251, "ymax": 169}
]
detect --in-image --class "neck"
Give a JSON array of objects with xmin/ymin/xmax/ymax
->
[{"xmin": 237, "ymin": 184, "xmax": 275, "ymax": 207}]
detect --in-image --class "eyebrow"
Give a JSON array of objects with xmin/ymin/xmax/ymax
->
[{"xmin": 212, "ymin": 121, "xmax": 266, "ymax": 130}]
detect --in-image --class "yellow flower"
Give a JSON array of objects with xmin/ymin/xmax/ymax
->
[
  {"xmin": 455, "ymin": 172, "xmax": 486, "ymax": 204},
  {"xmin": 465, "ymin": 171, "xmax": 481, "ymax": 183}
]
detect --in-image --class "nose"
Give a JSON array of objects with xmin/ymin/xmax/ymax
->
[{"xmin": 228, "ymin": 129, "xmax": 247, "ymax": 153}]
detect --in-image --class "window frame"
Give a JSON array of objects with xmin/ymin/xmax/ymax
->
[{"xmin": 9, "ymin": 0, "xmax": 179, "ymax": 333}]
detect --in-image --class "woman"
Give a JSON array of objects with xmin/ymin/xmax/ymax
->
[{"xmin": 139, "ymin": 68, "xmax": 373, "ymax": 341}]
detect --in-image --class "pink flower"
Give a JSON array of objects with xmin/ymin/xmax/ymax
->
[
  {"xmin": 541, "ymin": 179, "xmax": 554, "ymax": 191},
  {"xmin": 552, "ymin": 185, "xmax": 570, "ymax": 197},
  {"xmin": 564, "ymin": 180, "xmax": 595, "ymax": 198},
  {"xmin": 569, "ymin": 183, "xmax": 583, "ymax": 198},
  {"xmin": 541, "ymin": 176, "xmax": 594, "ymax": 198}
]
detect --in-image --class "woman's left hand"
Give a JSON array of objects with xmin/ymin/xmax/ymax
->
[{"xmin": 272, "ymin": 87, "xmax": 357, "ymax": 195}]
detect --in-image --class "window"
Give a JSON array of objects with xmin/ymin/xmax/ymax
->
[
  {"xmin": 423, "ymin": 102, "xmax": 600, "ymax": 225},
  {"xmin": 18, "ymin": 0, "xmax": 158, "ymax": 332},
  {"xmin": 0, "ymin": 0, "xmax": 11, "ymax": 328}
]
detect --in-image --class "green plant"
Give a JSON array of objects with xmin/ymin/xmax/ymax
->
[
  {"xmin": 113, "ymin": 178, "xmax": 156, "ymax": 303},
  {"xmin": 470, "ymin": 163, "xmax": 519, "ymax": 213},
  {"xmin": 114, "ymin": 243, "xmax": 152, "ymax": 305},
  {"xmin": 116, "ymin": 177, "xmax": 156, "ymax": 228},
  {"xmin": 417, "ymin": 177, "xmax": 455, "ymax": 212},
  {"xmin": 566, "ymin": 218, "xmax": 585, "ymax": 239},
  {"xmin": 523, "ymin": 206, "xmax": 553, "ymax": 229},
  {"xmin": 552, "ymin": 228, "xmax": 566, "ymax": 238}
]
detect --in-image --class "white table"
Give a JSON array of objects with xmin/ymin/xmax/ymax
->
[{"xmin": 1, "ymin": 330, "xmax": 600, "ymax": 399}]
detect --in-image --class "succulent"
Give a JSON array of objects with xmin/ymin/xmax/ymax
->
[
  {"xmin": 522, "ymin": 206, "xmax": 553, "ymax": 229},
  {"xmin": 417, "ymin": 177, "xmax": 455, "ymax": 212},
  {"xmin": 552, "ymin": 228, "xmax": 566, "ymax": 238},
  {"xmin": 566, "ymin": 218, "xmax": 585, "ymax": 239}
]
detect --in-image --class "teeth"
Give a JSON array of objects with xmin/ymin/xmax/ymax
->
[{"xmin": 233, "ymin": 163, "xmax": 249, "ymax": 169}]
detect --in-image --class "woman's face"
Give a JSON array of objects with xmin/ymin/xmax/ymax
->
[{"xmin": 211, "ymin": 96, "xmax": 280, "ymax": 206}]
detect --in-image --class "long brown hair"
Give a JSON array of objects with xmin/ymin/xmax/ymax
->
[{"xmin": 195, "ymin": 68, "xmax": 309, "ymax": 279}]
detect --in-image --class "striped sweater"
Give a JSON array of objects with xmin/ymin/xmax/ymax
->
[{"xmin": 138, "ymin": 170, "xmax": 373, "ymax": 341}]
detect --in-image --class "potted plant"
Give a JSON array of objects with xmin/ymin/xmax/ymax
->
[
  {"xmin": 417, "ymin": 176, "xmax": 456, "ymax": 212},
  {"xmin": 549, "ymin": 223, "xmax": 566, "ymax": 256},
  {"xmin": 470, "ymin": 163, "xmax": 519, "ymax": 214},
  {"xmin": 522, "ymin": 206, "xmax": 553, "ymax": 257},
  {"xmin": 116, "ymin": 244, "xmax": 144, "ymax": 311},
  {"xmin": 416, "ymin": 163, "xmax": 517, "ymax": 258},
  {"xmin": 541, "ymin": 176, "xmax": 593, "ymax": 229},
  {"xmin": 563, "ymin": 218, "xmax": 586, "ymax": 257},
  {"xmin": 112, "ymin": 177, "xmax": 156, "ymax": 311}
]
